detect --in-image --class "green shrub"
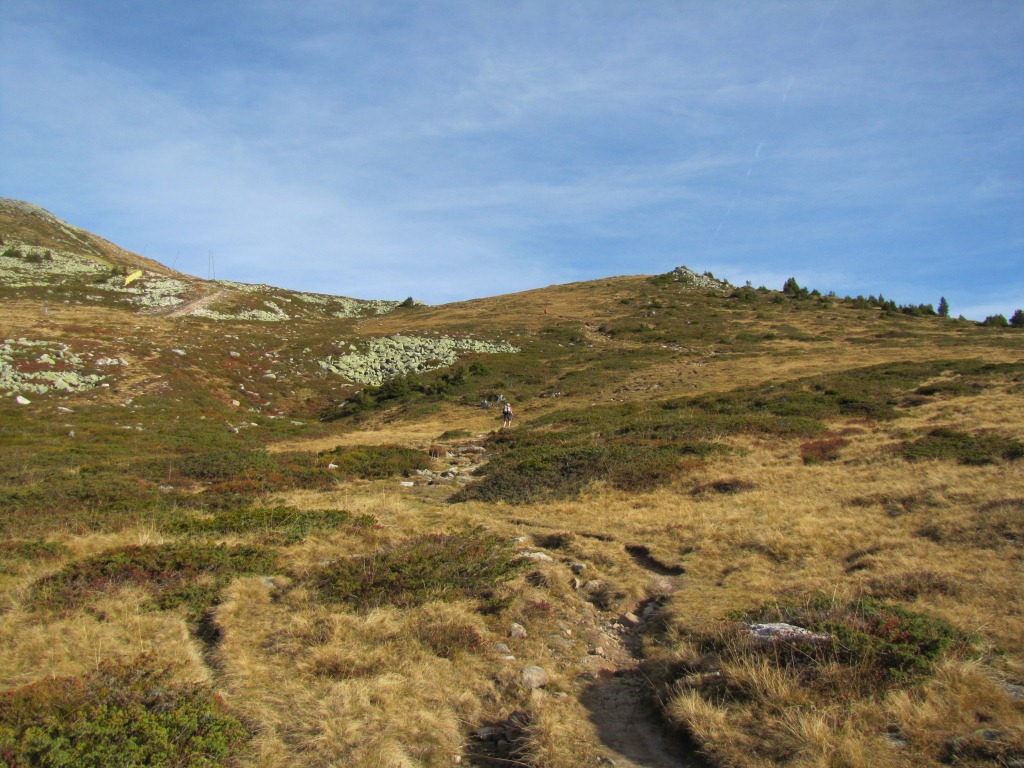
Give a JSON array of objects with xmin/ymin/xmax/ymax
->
[
  {"xmin": 0, "ymin": 539, "xmax": 69, "ymax": 562},
  {"xmin": 903, "ymin": 428, "xmax": 1024, "ymax": 465},
  {"xmin": 176, "ymin": 447, "xmax": 277, "ymax": 483},
  {"xmin": 318, "ymin": 444, "xmax": 431, "ymax": 479},
  {"xmin": 452, "ymin": 442, "xmax": 701, "ymax": 504},
  {"xmin": 307, "ymin": 530, "xmax": 525, "ymax": 610},
  {"xmin": 0, "ymin": 540, "xmax": 70, "ymax": 574},
  {"xmin": 29, "ymin": 543, "xmax": 278, "ymax": 618},
  {"xmin": 0, "ymin": 654, "xmax": 249, "ymax": 767}
]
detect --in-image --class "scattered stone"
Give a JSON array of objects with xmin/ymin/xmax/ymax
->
[
  {"xmin": 1002, "ymin": 681, "xmax": 1024, "ymax": 700},
  {"xmin": 229, "ymin": 351, "xmax": 240, "ymax": 357},
  {"xmin": 15, "ymin": 395, "xmax": 30, "ymax": 405},
  {"xmin": 521, "ymin": 665, "xmax": 550, "ymax": 690},
  {"xmin": 520, "ymin": 551, "xmax": 554, "ymax": 563},
  {"xmin": 570, "ymin": 562, "xmax": 587, "ymax": 574},
  {"xmin": 494, "ymin": 643, "xmax": 512, "ymax": 655},
  {"xmin": 619, "ymin": 612, "xmax": 642, "ymax": 628},
  {"xmin": 474, "ymin": 725, "xmax": 505, "ymax": 741},
  {"xmin": 589, "ymin": 646, "xmax": 605, "ymax": 657},
  {"xmin": 399, "ymin": 481, "xmax": 415, "ymax": 487},
  {"xmin": 509, "ymin": 622, "xmax": 528, "ymax": 638},
  {"xmin": 883, "ymin": 732, "xmax": 907, "ymax": 749},
  {"xmin": 328, "ymin": 463, "xmax": 339, "ymax": 470}
]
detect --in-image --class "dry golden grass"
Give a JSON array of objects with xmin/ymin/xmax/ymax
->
[{"xmin": 3, "ymin": 260, "xmax": 1024, "ymax": 767}]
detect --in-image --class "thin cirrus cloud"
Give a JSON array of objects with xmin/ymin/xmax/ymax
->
[{"xmin": 1, "ymin": 1, "xmax": 1021, "ymax": 317}]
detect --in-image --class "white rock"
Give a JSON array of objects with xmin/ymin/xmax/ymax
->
[
  {"xmin": 520, "ymin": 551, "xmax": 555, "ymax": 563},
  {"xmin": 521, "ymin": 666, "xmax": 550, "ymax": 690},
  {"xmin": 745, "ymin": 623, "xmax": 830, "ymax": 645},
  {"xmin": 15, "ymin": 395, "xmax": 30, "ymax": 405}
]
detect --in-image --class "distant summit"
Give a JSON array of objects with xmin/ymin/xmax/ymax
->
[
  {"xmin": 0, "ymin": 198, "xmax": 176, "ymax": 275},
  {"xmin": 670, "ymin": 266, "xmax": 733, "ymax": 292}
]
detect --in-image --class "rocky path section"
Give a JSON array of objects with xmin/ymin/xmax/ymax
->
[{"xmin": 158, "ymin": 288, "xmax": 229, "ymax": 318}]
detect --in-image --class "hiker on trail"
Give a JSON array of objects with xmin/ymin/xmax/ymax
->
[{"xmin": 502, "ymin": 402, "xmax": 513, "ymax": 427}]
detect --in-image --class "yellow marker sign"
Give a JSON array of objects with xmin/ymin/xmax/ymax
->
[{"xmin": 124, "ymin": 270, "xmax": 143, "ymax": 286}]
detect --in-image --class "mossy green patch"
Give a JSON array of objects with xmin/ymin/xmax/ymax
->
[{"xmin": 0, "ymin": 654, "xmax": 249, "ymax": 768}]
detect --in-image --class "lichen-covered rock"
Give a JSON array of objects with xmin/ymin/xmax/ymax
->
[
  {"xmin": 318, "ymin": 334, "xmax": 520, "ymax": 385},
  {"xmin": 672, "ymin": 266, "xmax": 733, "ymax": 292},
  {"xmin": 0, "ymin": 339, "xmax": 108, "ymax": 395}
]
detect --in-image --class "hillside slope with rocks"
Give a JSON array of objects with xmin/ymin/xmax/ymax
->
[{"xmin": 1, "ymin": 202, "xmax": 1023, "ymax": 768}]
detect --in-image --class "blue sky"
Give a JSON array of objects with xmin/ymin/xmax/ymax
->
[{"xmin": 2, "ymin": 1, "xmax": 1022, "ymax": 318}]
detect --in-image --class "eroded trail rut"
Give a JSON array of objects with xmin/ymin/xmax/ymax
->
[
  {"xmin": 579, "ymin": 550, "xmax": 704, "ymax": 768},
  {"xmin": 582, "ymin": 668, "xmax": 699, "ymax": 768}
]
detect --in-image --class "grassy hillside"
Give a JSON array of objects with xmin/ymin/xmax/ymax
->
[{"xmin": 2, "ymin": 203, "xmax": 1023, "ymax": 767}]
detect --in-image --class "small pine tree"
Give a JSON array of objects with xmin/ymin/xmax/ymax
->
[
  {"xmin": 1010, "ymin": 309, "xmax": 1024, "ymax": 328},
  {"xmin": 782, "ymin": 277, "xmax": 801, "ymax": 295},
  {"xmin": 938, "ymin": 296, "xmax": 949, "ymax": 318}
]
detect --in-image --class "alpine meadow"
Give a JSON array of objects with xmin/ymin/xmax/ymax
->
[{"xmin": 1, "ymin": 197, "xmax": 1023, "ymax": 768}]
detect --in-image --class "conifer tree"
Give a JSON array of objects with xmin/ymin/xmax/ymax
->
[{"xmin": 938, "ymin": 296, "xmax": 949, "ymax": 318}]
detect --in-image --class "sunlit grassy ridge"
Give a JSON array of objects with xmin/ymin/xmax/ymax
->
[{"xmin": 2, "ymin": 203, "xmax": 1024, "ymax": 767}]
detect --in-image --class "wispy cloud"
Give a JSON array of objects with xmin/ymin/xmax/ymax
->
[{"xmin": 2, "ymin": 1, "xmax": 1022, "ymax": 314}]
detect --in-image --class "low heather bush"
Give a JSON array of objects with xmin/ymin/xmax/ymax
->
[
  {"xmin": 903, "ymin": 428, "xmax": 1024, "ymax": 465},
  {"xmin": 799, "ymin": 437, "xmax": 850, "ymax": 464},
  {"xmin": 317, "ymin": 444, "xmax": 432, "ymax": 479},
  {"xmin": 164, "ymin": 505, "xmax": 376, "ymax": 543},
  {"xmin": 0, "ymin": 654, "xmax": 249, "ymax": 767},
  {"xmin": 307, "ymin": 530, "xmax": 526, "ymax": 610},
  {"xmin": 29, "ymin": 543, "xmax": 278, "ymax": 618},
  {"xmin": 726, "ymin": 596, "xmax": 973, "ymax": 688}
]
